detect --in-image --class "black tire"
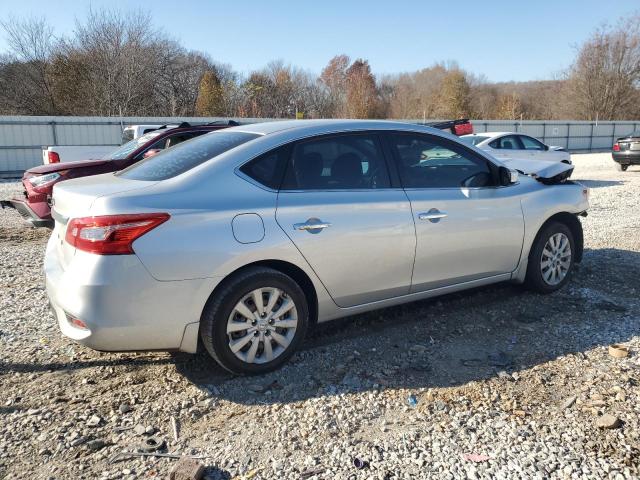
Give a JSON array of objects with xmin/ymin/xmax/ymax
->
[
  {"xmin": 615, "ymin": 163, "xmax": 628, "ymax": 172},
  {"xmin": 200, "ymin": 267, "xmax": 309, "ymax": 375},
  {"xmin": 525, "ymin": 221, "xmax": 576, "ymax": 294}
]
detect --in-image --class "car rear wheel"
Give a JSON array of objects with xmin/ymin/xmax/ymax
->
[
  {"xmin": 616, "ymin": 163, "xmax": 628, "ymax": 171},
  {"xmin": 525, "ymin": 222, "xmax": 575, "ymax": 293},
  {"xmin": 200, "ymin": 267, "xmax": 309, "ymax": 375}
]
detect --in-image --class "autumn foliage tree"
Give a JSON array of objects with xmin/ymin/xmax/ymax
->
[
  {"xmin": 2, "ymin": 8, "xmax": 640, "ymax": 120},
  {"xmin": 319, "ymin": 54, "xmax": 350, "ymax": 117},
  {"xmin": 435, "ymin": 70, "xmax": 472, "ymax": 118},
  {"xmin": 195, "ymin": 69, "xmax": 224, "ymax": 116},
  {"xmin": 494, "ymin": 92, "xmax": 524, "ymax": 119},
  {"xmin": 345, "ymin": 59, "xmax": 377, "ymax": 118}
]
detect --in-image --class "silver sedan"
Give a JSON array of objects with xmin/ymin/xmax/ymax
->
[{"xmin": 45, "ymin": 120, "xmax": 589, "ymax": 374}]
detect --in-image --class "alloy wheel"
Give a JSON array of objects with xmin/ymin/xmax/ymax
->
[
  {"xmin": 540, "ymin": 232, "xmax": 572, "ymax": 286},
  {"xmin": 226, "ymin": 287, "xmax": 298, "ymax": 364}
]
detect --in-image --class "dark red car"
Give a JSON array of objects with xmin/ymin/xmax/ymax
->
[{"xmin": 3, "ymin": 122, "xmax": 237, "ymax": 227}]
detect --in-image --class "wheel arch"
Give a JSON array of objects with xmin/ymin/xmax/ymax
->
[
  {"xmin": 201, "ymin": 259, "xmax": 319, "ymax": 328},
  {"xmin": 536, "ymin": 212, "xmax": 584, "ymax": 263},
  {"xmin": 512, "ymin": 210, "xmax": 584, "ymax": 284}
]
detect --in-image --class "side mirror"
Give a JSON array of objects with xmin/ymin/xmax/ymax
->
[
  {"xmin": 143, "ymin": 148, "xmax": 161, "ymax": 159},
  {"xmin": 499, "ymin": 166, "xmax": 519, "ymax": 186}
]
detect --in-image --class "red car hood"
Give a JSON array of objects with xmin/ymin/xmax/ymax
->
[{"xmin": 27, "ymin": 159, "xmax": 113, "ymax": 175}]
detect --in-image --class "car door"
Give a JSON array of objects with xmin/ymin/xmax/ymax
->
[
  {"xmin": 518, "ymin": 135, "xmax": 548, "ymax": 161},
  {"xmin": 275, "ymin": 132, "xmax": 416, "ymax": 307},
  {"xmin": 385, "ymin": 131, "xmax": 525, "ymax": 292}
]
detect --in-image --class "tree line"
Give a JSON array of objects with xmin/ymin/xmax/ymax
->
[{"xmin": 1, "ymin": 9, "xmax": 639, "ymax": 121}]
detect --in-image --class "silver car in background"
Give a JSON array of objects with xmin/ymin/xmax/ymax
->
[{"xmin": 45, "ymin": 120, "xmax": 589, "ymax": 374}]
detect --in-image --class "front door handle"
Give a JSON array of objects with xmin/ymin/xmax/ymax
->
[
  {"xmin": 293, "ymin": 218, "xmax": 332, "ymax": 233},
  {"xmin": 418, "ymin": 209, "xmax": 447, "ymax": 223}
]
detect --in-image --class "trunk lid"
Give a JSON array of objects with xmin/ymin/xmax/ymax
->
[
  {"xmin": 27, "ymin": 159, "xmax": 113, "ymax": 175},
  {"xmin": 51, "ymin": 173, "xmax": 158, "ymax": 269}
]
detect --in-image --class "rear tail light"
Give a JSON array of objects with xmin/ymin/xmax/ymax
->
[
  {"xmin": 28, "ymin": 171, "xmax": 66, "ymax": 193},
  {"xmin": 48, "ymin": 151, "xmax": 60, "ymax": 164},
  {"xmin": 454, "ymin": 122, "xmax": 474, "ymax": 136},
  {"xmin": 613, "ymin": 143, "xmax": 620, "ymax": 152},
  {"xmin": 65, "ymin": 213, "xmax": 170, "ymax": 255}
]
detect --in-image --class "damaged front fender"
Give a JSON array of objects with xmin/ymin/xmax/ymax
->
[{"xmin": 499, "ymin": 157, "xmax": 574, "ymax": 185}]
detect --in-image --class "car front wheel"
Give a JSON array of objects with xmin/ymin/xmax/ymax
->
[
  {"xmin": 525, "ymin": 222, "xmax": 575, "ymax": 293},
  {"xmin": 200, "ymin": 267, "xmax": 309, "ymax": 375}
]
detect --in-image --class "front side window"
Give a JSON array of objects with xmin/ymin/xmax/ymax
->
[
  {"xmin": 388, "ymin": 133, "xmax": 494, "ymax": 188},
  {"xmin": 118, "ymin": 131, "xmax": 259, "ymax": 181},
  {"xmin": 489, "ymin": 135, "xmax": 523, "ymax": 150},
  {"xmin": 519, "ymin": 135, "xmax": 546, "ymax": 150},
  {"xmin": 281, "ymin": 134, "xmax": 390, "ymax": 190}
]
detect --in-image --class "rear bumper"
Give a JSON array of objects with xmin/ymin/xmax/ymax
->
[
  {"xmin": 44, "ymin": 234, "xmax": 217, "ymax": 353},
  {"xmin": 612, "ymin": 152, "xmax": 640, "ymax": 165},
  {"xmin": 2, "ymin": 198, "xmax": 53, "ymax": 228}
]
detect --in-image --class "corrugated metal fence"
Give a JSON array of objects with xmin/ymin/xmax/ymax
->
[
  {"xmin": 470, "ymin": 120, "xmax": 640, "ymax": 151},
  {"xmin": 1, "ymin": 116, "xmax": 638, "ymax": 175}
]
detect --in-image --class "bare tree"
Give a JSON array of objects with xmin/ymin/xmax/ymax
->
[
  {"xmin": 565, "ymin": 14, "xmax": 640, "ymax": 120},
  {"xmin": 4, "ymin": 8, "xmax": 640, "ymax": 121},
  {"xmin": 68, "ymin": 8, "xmax": 168, "ymax": 115},
  {"xmin": 493, "ymin": 92, "xmax": 523, "ymax": 120},
  {"xmin": 0, "ymin": 16, "xmax": 58, "ymax": 114}
]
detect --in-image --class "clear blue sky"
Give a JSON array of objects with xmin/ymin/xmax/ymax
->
[{"xmin": 1, "ymin": 0, "xmax": 637, "ymax": 82}]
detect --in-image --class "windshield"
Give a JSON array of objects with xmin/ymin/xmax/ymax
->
[
  {"xmin": 117, "ymin": 131, "xmax": 260, "ymax": 181},
  {"xmin": 105, "ymin": 131, "xmax": 163, "ymax": 160},
  {"xmin": 121, "ymin": 128, "xmax": 134, "ymax": 144},
  {"xmin": 459, "ymin": 135, "xmax": 490, "ymax": 146}
]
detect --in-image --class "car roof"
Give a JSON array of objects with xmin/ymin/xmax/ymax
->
[
  {"xmin": 462, "ymin": 132, "xmax": 516, "ymax": 138},
  {"xmin": 230, "ymin": 119, "xmax": 446, "ymax": 137}
]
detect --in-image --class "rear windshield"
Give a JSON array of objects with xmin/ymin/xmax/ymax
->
[
  {"xmin": 117, "ymin": 131, "xmax": 260, "ymax": 181},
  {"xmin": 107, "ymin": 131, "xmax": 163, "ymax": 160},
  {"xmin": 459, "ymin": 135, "xmax": 490, "ymax": 146}
]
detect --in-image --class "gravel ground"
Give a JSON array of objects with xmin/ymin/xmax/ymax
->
[{"xmin": 0, "ymin": 153, "xmax": 639, "ymax": 480}]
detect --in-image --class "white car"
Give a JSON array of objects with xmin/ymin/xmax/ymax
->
[{"xmin": 461, "ymin": 132, "xmax": 571, "ymax": 164}]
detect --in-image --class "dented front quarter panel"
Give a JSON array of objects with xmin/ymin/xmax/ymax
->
[
  {"xmin": 500, "ymin": 157, "xmax": 574, "ymax": 183},
  {"xmin": 512, "ymin": 177, "xmax": 589, "ymax": 283}
]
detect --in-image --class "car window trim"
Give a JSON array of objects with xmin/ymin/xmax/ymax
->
[{"xmin": 383, "ymin": 130, "xmax": 502, "ymax": 190}]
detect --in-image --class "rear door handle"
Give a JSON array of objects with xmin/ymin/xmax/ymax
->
[
  {"xmin": 294, "ymin": 218, "xmax": 332, "ymax": 233},
  {"xmin": 418, "ymin": 209, "xmax": 447, "ymax": 223}
]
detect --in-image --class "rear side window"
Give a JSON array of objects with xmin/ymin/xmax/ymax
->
[
  {"xmin": 489, "ymin": 135, "xmax": 522, "ymax": 150},
  {"xmin": 281, "ymin": 134, "xmax": 390, "ymax": 190},
  {"xmin": 239, "ymin": 146, "xmax": 289, "ymax": 190},
  {"xmin": 118, "ymin": 131, "xmax": 259, "ymax": 181}
]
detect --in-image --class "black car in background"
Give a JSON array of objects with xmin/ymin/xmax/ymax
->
[{"xmin": 612, "ymin": 132, "xmax": 640, "ymax": 171}]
